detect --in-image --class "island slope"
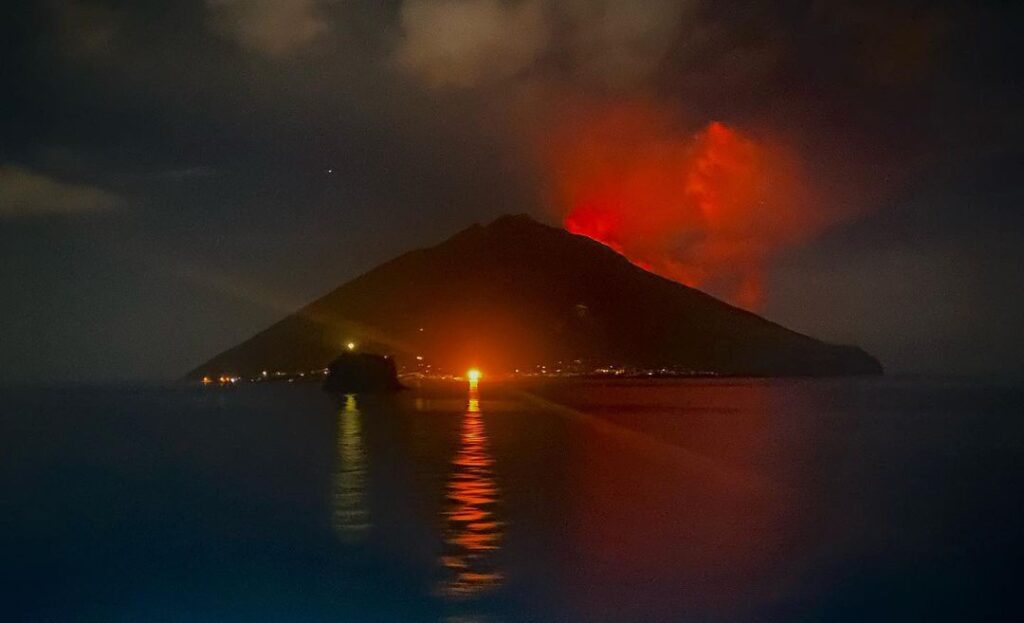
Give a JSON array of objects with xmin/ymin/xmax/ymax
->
[{"xmin": 187, "ymin": 214, "xmax": 881, "ymax": 379}]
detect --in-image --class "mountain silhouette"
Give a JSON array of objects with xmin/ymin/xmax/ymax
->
[{"xmin": 187, "ymin": 214, "xmax": 881, "ymax": 379}]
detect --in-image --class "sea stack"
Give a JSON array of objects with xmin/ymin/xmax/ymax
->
[{"xmin": 322, "ymin": 352, "xmax": 403, "ymax": 394}]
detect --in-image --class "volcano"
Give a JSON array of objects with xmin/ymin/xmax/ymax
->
[{"xmin": 186, "ymin": 214, "xmax": 881, "ymax": 379}]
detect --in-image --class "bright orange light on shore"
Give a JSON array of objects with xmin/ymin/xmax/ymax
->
[
  {"xmin": 346, "ymin": 341, "xmax": 356, "ymax": 351},
  {"xmin": 467, "ymin": 369, "xmax": 482, "ymax": 382}
]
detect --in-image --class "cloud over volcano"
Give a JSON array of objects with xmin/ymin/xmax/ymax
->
[{"xmin": 544, "ymin": 99, "xmax": 821, "ymax": 309}]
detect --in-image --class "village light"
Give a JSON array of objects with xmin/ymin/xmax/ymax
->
[{"xmin": 346, "ymin": 341, "xmax": 356, "ymax": 351}]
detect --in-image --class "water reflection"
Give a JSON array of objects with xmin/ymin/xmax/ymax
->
[
  {"xmin": 331, "ymin": 394, "xmax": 370, "ymax": 542},
  {"xmin": 554, "ymin": 380, "xmax": 806, "ymax": 619},
  {"xmin": 438, "ymin": 381, "xmax": 505, "ymax": 599}
]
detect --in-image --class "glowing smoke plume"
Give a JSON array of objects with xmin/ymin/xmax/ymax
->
[{"xmin": 547, "ymin": 100, "xmax": 824, "ymax": 310}]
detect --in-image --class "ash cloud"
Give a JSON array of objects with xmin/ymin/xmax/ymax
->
[{"xmin": 547, "ymin": 101, "xmax": 821, "ymax": 309}]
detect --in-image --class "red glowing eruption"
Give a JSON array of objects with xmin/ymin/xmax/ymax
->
[{"xmin": 549, "ymin": 100, "xmax": 823, "ymax": 309}]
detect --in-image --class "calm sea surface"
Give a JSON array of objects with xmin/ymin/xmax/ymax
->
[{"xmin": 2, "ymin": 378, "xmax": 1022, "ymax": 622}]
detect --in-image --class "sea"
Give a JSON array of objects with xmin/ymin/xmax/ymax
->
[{"xmin": 2, "ymin": 377, "xmax": 1022, "ymax": 622}]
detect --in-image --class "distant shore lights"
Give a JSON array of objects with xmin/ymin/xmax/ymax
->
[{"xmin": 346, "ymin": 341, "xmax": 356, "ymax": 351}]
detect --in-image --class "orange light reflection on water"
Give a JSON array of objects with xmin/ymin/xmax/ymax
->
[{"xmin": 438, "ymin": 382, "xmax": 504, "ymax": 599}]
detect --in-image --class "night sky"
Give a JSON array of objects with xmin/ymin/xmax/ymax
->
[{"xmin": 2, "ymin": 0, "xmax": 1022, "ymax": 384}]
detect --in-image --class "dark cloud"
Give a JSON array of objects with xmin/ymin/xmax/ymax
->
[
  {"xmin": 396, "ymin": 0, "xmax": 550, "ymax": 88},
  {"xmin": 0, "ymin": 165, "xmax": 124, "ymax": 218},
  {"xmin": 205, "ymin": 0, "xmax": 333, "ymax": 57},
  {"xmin": 394, "ymin": 0, "xmax": 692, "ymax": 89},
  {"xmin": 49, "ymin": 0, "xmax": 124, "ymax": 59}
]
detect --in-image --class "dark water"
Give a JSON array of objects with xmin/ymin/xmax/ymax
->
[{"xmin": 2, "ymin": 378, "xmax": 1022, "ymax": 622}]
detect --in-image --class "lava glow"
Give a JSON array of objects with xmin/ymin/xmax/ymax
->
[{"xmin": 549, "ymin": 100, "xmax": 824, "ymax": 309}]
